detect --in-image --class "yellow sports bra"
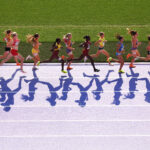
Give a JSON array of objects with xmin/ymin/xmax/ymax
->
[
  {"xmin": 32, "ymin": 48, "xmax": 38, "ymax": 54},
  {"xmin": 99, "ymin": 37, "xmax": 105, "ymax": 47},
  {"xmin": 54, "ymin": 43, "xmax": 61, "ymax": 51}
]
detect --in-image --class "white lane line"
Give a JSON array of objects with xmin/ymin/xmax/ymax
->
[
  {"xmin": 0, "ymin": 120, "xmax": 150, "ymax": 123},
  {"xmin": 1, "ymin": 135, "xmax": 150, "ymax": 138},
  {"xmin": 0, "ymin": 77, "xmax": 149, "ymax": 79},
  {"xmin": 0, "ymin": 105, "xmax": 150, "ymax": 108}
]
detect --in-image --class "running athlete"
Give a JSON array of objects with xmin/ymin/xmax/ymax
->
[
  {"xmin": 26, "ymin": 33, "xmax": 41, "ymax": 70},
  {"xmin": 1, "ymin": 29, "xmax": 20, "ymax": 65},
  {"xmin": 63, "ymin": 33, "xmax": 75, "ymax": 70},
  {"xmin": 41, "ymin": 38, "xmax": 67, "ymax": 73},
  {"xmin": 0, "ymin": 32, "xmax": 25, "ymax": 73},
  {"xmin": 90, "ymin": 32, "xmax": 113, "ymax": 65},
  {"xmin": 108, "ymin": 34, "xmax": 125, "ymax": 73},
  {"xmin": 71, "ymin": 35, "xmax": 99, "ymax": 72},
  {"xmin": 136, "ymin": 36, "xmax": 150, "ymax": 61},
  {"xmin": 126, "ymin": 28, "xmax": 141, "ymax": 68}
]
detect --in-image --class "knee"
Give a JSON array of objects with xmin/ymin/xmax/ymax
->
[{"xmin": 34, "ymin": 57, "xmax": 38, "ymax": 61}]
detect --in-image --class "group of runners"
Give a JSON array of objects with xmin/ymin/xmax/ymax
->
[{"xmin": 0, "ymin": 28, "xmax": 149, "ymax": 73}]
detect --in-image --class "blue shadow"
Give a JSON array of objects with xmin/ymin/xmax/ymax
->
[
  {"xmin": 138, "ymin": 71, "xmax": 150, "ymax": 103},
  {"xmin": 22, "ymin": 70, "xmax": 66, "ymax": 106},
  {"xmin": 59, "ymin": 70, "xmax": 73, "ymax": 101},
  {"xmin": 84, "ymin": 70, "xmax": 114, "ymax": 101},
  {"xmin": 38, "ymin": 77, "xmax": 65, "ymax": 106},
  {"xmin": 108, "ymin": 73, "xmax": 123, "ymax": 105},
  {"xmin": 0, "ymin": 69, "xmax": 26, "ymax": 112},
  {"xmin": 21, "ymin": 69, "xmax": 40, "ymax": 101},
  {"xmin": 124, "ymin": 68, "xmax": 139, "ymax": 100},
  {"xmin": 71, "ymin": 76, "xmax": 95, "ymax": 107}
]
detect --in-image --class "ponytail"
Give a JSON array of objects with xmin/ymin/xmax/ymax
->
[
  {"xmin": 4, "ymin": 29, "xmax": 12, "ymax": 39},
  {"xmin": 99, "ymin": 32, "xmax": 104, "ymax": 36},
  {"xmin": 26, "ymin": 33, "xmax": 39, "ymax": 44},
  {"xmin": 12, "ymin": 32, "xmax": 17, "ymax": 37},
  {"xmin": 63, "ymin": 33, "xmax": 72, "ymax": 39},
  {"xmin": 83, "ymin": 35, "xmax": 90, "ymax": 41},
  {"xmin": 26, "ymin": 34, "xmax": 34, "ymax": 43},
  {"xmin": 116, "ymin": 34, "xmax": 123, "ymax": 41},
  {"xmin": 126, "ymin": 28, "xmax": 137, "ymax": 36}
]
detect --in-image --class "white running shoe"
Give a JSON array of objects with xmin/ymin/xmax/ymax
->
[
  {"xmin": 135, "ymin": 56, "xmax": 140, "ymax": 61},
  {"xmin": 109, "ymin": 63, "xmax": 114, "ymax": 66},
  {"xmin": 26, "ymin": 55, "xmax": 32, "ymax": 61}
]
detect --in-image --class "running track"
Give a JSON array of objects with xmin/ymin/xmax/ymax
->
[{"xmin": 0, "ymin": 63, "xmax": 150, "ymax": 150}]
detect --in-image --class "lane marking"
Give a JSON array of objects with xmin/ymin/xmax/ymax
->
[
  {"xmin": 0, "ymin": 105, "xmax": 150, "ymax": 108},
  {"xmin": 0, "ymin": 135, "xmax": 150, "ymax": 138},
  {"xmin": 0, "ymin": 120, "xmax": 150, "ymax": 123}
]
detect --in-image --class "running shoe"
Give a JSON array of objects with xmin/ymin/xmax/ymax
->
[
  {"xmin": 107, "ymin": 57, "xmax": 112, "ymax": 62},
  {"xmin": 129, "ymin": 64, "xmax": 136, "ymax": 68},
  {"xmin": 126, "ymin": 53, "xmax": 131, "ymax": 59},
  {"xmin": 37, "ymin": 61, "xmax": 40, "ymax": 66},
  {"xmin": 16, "ymin": 63, "xmax": 21, "ymax": 66},
  {"xmin": 94, "ymin": 69, "xmax": 100, "ymax": 72},
  {"xmin": 109, "ymin": 63, "xmax": 114, "ymax": 66},
  {"xmin": 135, "ymin": 56, "xmax": 140, "ymax": 61},
  {"xmin": 67, "ymin": 67, "xmax": 73, "ymax": 70},
  {"xmin": 62, "ymin": 70, "xmax": 67, "ymax": 73},
  {"xmin": 119, "ymin": 70, "xmax": 125, "ymax": 73}
]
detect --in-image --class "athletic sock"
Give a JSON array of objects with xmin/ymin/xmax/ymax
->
[{"xmin": 84, "ymin": 57, "xmax": 88, "ymax": 63}]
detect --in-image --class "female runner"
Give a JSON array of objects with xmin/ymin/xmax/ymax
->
[
  {"xmin": 26, "ymin": 33, "xmax": 41, "ymax": 70},
  {"xmin": 108, "ymin": 34, "xmax": 125, "ymax": 73},
  {"xmin": 126, "ymin": 28, "xmax": 141, "ymax": 68},
  {"xmin": 71, "ymin": 35, "xmax": 99, "ymax": 72},
  {"xmin": 0, "ymin": 32, "xmax": 25, "ymax": 72},
  {"xmin": 90, "ymin": 32, "xmax": 112, "ymax": 65},
  {"xmin": 41, "ymin": 38, "xmax": 67, "ymax": 73},
  {"xmin": 63, "ymin": 33, "xmax": 75, "ymax": 70},
  {"xmin": 1, "ymin": 29, "xmax": 20, "ymax": 65}
]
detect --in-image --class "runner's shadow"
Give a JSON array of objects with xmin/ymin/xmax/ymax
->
[
  {"xmin": 124, "ymin": 68, "xmax": 139, "ymax": 100},
  {"xmin": 0, "ymin": 69, "xmax": 26, "ymax": 112},
  {"xmin": 59, "ymin": 70, "xmax": 73, "ymax": 101},
  {"xmin": 138, "ymin": 71, "xmax": 150, "ymax": 103},
  {"xmin": 22, "ymin": 70, "xmax": 66, "ymax": 106},
  {"xmin": 38, "ymin": 76, "xmax": 66, "ymax": 106},
  {"xmin": 21, "ymin": 69, "xmax": 40, "ymax": 101},
  {"xmin": 83, "ymin": 70, "xmax": 114, "ymax": 101},
  {"xmin": 108, "ymin": 73, "xmax": 123, "ymax": 105},
  {"xmin": 71, "ymin": 76, "xmax": 95, "ymax": 107}
]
